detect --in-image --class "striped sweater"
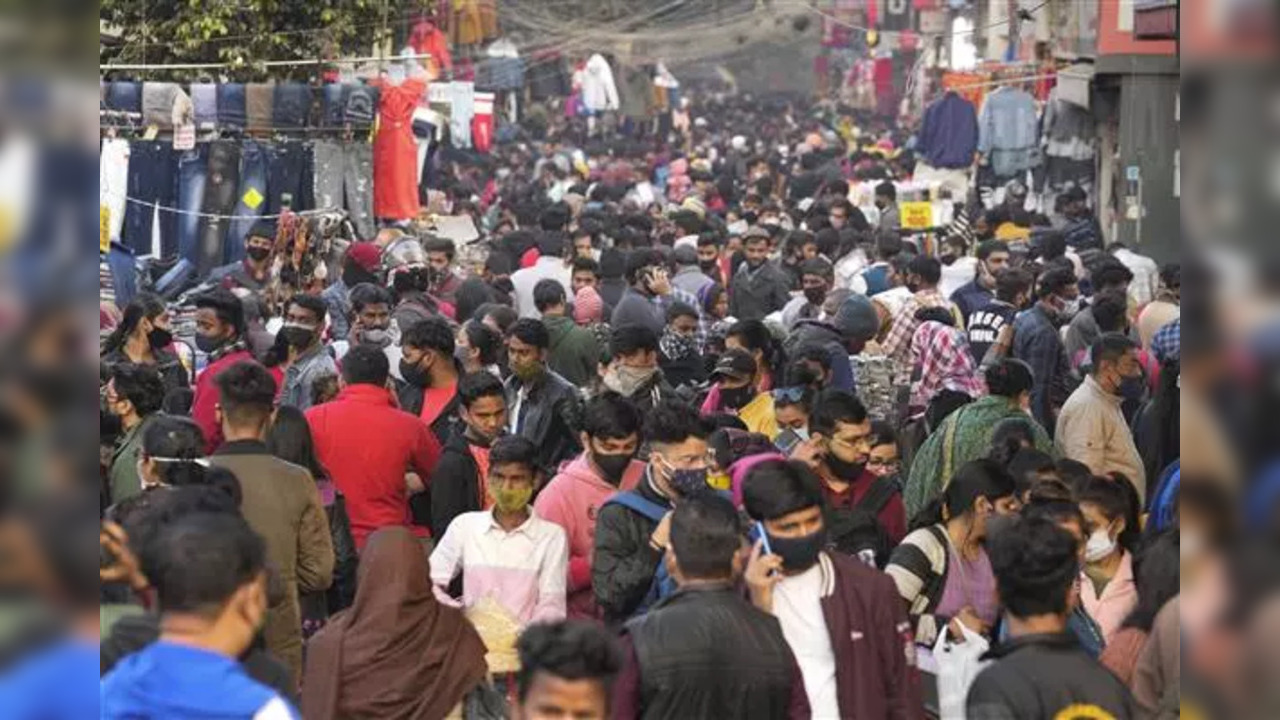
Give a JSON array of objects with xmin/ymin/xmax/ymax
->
[{"xmin": 884, "ymin": 524, "xmax": 952, "ymax": 646}]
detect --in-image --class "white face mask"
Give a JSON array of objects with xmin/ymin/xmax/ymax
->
[{"xmin": 1084, "ymin": 527, "xmax": 1117, "ymax": 563}]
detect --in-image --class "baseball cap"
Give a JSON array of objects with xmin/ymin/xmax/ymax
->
[{"xmin": 712, "ymin": 348, "xmax": 756, "ymax": 383}]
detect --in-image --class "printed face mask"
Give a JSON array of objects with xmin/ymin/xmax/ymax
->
[{"xmin": 491, "ymin": 484, "xmax": 533, "ymax": 513}]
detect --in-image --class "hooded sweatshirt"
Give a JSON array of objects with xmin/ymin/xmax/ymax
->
[{"xmin": 534, "ymin": 454, "xmax": 644, "ymax": 619}]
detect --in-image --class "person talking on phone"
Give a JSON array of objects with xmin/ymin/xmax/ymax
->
[
  {"xmin": 742, "ymin": 459, "xmax": 922, "ymax": 720},
  {"xmin": 610, "ymin": 249, "xmax": 673, "ymax": 336}
]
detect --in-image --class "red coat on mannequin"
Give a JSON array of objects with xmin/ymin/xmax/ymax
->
[{"xmin": 372, "ymin": 77, "xmax": 426, "ymax": 222}]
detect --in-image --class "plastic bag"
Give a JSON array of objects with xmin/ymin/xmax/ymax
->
[{"xmin": 934, "ymin": 620, "xmax": 990, "ymax": 719}]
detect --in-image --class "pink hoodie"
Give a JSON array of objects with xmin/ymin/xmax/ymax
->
[{"xmin": 534, "ymin": 454, "xmax": 645, "ymax": 619}]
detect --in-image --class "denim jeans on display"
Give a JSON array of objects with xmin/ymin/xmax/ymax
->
[
  {"xmin": 190, "ymin": 83, "xmax": 218, "ymax": 129},
  {"xmin": 196, "ymin": 141, "xmax": 241, "ymax": 276},
  {"xmin": 313, "ymin": 141, "xmax": 374, "ymax": 239},
  {"xmin": 106, "ymin": 81, "xmax": 142, "ymax": 114},
  {"xmin": 217, "ymin": 83, "xmax": 246, "ymax": 131},
  {"xmin": 225, "ymin": 141, "xmax": 268, "ymax": 264},
  {"xmin": 273, "ymin": 83, "xmax": 312, "ymax": 130},
  {"xmin": 266, "ymin": 141, "xmax": 314, "ymax": 214},
  {"xmin": 121, "ymin": 141, "xmax": 177, "ymax": 257},
  {"xmin": 176, "ymin": 145, "xmax": 207, "ymax": 264},
  {"xmin": 322, "ymin": 84, "xmax": 346, "ymax": 128}
]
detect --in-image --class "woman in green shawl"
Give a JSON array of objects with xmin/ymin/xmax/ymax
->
[{"xmin": 903, "ymin": 359, "xmax": 1056, "ymax": 520}]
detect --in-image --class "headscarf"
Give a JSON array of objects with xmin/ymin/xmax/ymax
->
[
  {"xmin": 301, "ymin": 527, "xmax": 488, "ymax": 720},
  {"xmin": 909, "ymin": 321, "xmax": 986, "ymax": 414},
  {"xmin": 573, "ymin": 286, "xmax": 604, "ymax": 325}
]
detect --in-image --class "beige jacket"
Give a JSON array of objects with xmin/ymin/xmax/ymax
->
[
  {"xmin": 1055, "ymin": 375, "xmax": 1147, "ymax": 500},
  {"xmin": 211, "ymin": 441, "xmax": 334, "ymax": 687}
]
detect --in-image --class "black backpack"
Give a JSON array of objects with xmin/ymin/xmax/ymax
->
[{"xmin": 825, "ymin": 477, "xmax": 898, "ymax": 569}]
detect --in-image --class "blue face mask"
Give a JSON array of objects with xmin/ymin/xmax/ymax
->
[{"xmin": 1118, "ymin": 373, "xmax": 1145, "ymax": 401}]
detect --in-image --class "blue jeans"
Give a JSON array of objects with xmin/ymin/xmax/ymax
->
[
  {"xmin": 176, "ymin": 146, "xmax": 207, "ymax": 264},
  {"xmin": 226, "ymin": 140, "xmax": 268, "ymax": 264},
  {"xmin": 105, "ymin": 81, "xmax": 141, "ymax": 113},
  {"xmin": 273, "ymin": 83, "xmax": 312, "ymax": 129},
  {"xmin": 122, "ymin": 141, "xmax": 177, "ymax": 257},
  {"xmin": 196, "ymin": 140, "xmax": 240, "ymax": 276},
  {"xmin": 217, "ymin": 83, "xmax": 246, "ymax": 131},
  {"xmin": 266, "ymin": 141, "xmax": 313, "ymax": 214},
  {"xmin": 322, "ymin": 84, "xmax": 345, "ymax": 128}
]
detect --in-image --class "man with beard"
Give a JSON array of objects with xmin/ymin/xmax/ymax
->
[
  {"xmin": 805, "ymin": 390, "xmax": 907, "ymax": 546},
  {"xmin": 321, "ymin": 242, "xmax": 381, "ymax": 341},
  {"xmin": 600, "ymin": 325, "xmax": 675, "ymax": 416},
  {"xmin": 333, "ymin": 282, "xmax": 402, "ymax": 371},
  {"xmin": 742, "ymin": 459, "xmax": 921, "ymax": 720},
  {"xmin": 191, "ymin": 287, "xmax": 279, "ymax": 453},
  {"xmin": 1012, "ymin": 266, "xmax": 1080, "ymax": 435},
  {"xmin": 592, "ymin": 400, "xmax": 714, "ymax": 624},
  {"xmin": 696, "ymin": 232, "xmax": 731, "ymax": 288},
  {"xmin": 277, "ymin": 294, "xmax": 336, "ymax": 411},
  {"xmin": 779, "ymin": 257, "xmax": 834, "ymax": 330},
  {"xmin": 729, "ymin": 227, "xmax": 792, "ymax": 321},
  {"xmin": 536, "ymin": 394, "xmax": 647, "ymax": 619},
  {"xmin": 504, "ymin": 318, "xmax": 583, "ymax": 478},
  {"xmin": 427, "ymin": 371, "xmax": 510, "ymax": 539},
  {"xmin": 950, "ymin": 239, "xmax": 1011, "ymax": 326}
]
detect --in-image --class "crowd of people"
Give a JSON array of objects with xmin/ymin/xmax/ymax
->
[{"xmin": 68, "ymin": 90, "xmax": 1197, "ymax": 719}]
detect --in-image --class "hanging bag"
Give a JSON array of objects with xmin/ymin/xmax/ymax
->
[{"xmin": 933, "ymin": 619, "xmax": 990, "ymax": 720}]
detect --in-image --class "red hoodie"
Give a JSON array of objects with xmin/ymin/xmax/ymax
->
[{"xmin": 534, "ymin": 454, "xmax": 644, "ymax": 619}]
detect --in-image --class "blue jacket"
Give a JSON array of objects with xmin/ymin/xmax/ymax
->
[
  {"xmin": 918, "ymin": 92, "xmax": 979, "ymax": 169},
  {"xmin": 950, "ymin": 278, "xmax": 993, "ymax": 326},
  {"xmin": 1012, "ymin": 306, "xmax": 1076, "ymax": 435},
  {"xmin": 101, "ymin": 641, "xmax": 300, "ymax": 719}
]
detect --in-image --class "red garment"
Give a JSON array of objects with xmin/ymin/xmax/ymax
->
[
  {"xmin": 418, "ymin": 382, "xmax": 457, "ymax": 427},
  {"xmin": 192, "ymin": 352, "xmax": 282, "ymax": 454},
  {"xmin": 408, "ymin": 22, "xmax": 453, "ymax": 73},
  {"xmin": 305, "ymin": 384, "xmax": 442, "ymax": 549},
  {"xmin": 372, "ymin": 77, "xmax": 426, "ymax": 221},
  {"xmin": 817, "ymin": 465, "xmax": 908, "ymax": 544}
]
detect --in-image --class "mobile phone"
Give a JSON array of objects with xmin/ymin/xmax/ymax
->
[{"xmin": 756, "ymin": 522, "xmax": 773, "ymax": 555}]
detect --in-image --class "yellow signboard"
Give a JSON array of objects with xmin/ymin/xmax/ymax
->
[{"xmin": 900, "ymin": 201, "xmax": 934, "ymax": 230}]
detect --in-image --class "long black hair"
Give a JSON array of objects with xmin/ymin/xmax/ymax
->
[
  {"xmin": 267, "ymin": 405, "xmax": 329, "ymax": 482},
  {"xmin": 102, "ymin": 293, "xmax": 166, "ymax": 356},
  {"xmin": 910, "ymin": 458, "xmax": 1017, "ymax": 530},
  {"xmin": 1078, "ymin": 474, "xmax": 1142, "ymax": 555},
  {"xmin": 1119, "ymin": 530, "xmax": 1179, "ymax": 633}
]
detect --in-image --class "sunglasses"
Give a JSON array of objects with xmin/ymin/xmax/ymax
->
[{"xmin": 771, "ymin": 386, "xmax": 807, "ymax": 403}]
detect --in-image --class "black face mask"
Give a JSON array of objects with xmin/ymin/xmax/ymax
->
[
  {"xmin": 195, "ymin": 332, "xmax": 224, "ymax": 354},
  {"xmin": 766, "ymin": 528, "xmax": 826, "ymax": 572},
  {"xmin": 278, "ymin": 325, "xmax": 316, "ymax": 349},
  {"xmin": 593, "ymin": 451, "xmax": 634, "ymax": 486},
  {"xmin": 803, "ymin": 287, "xmax": 826, "ymax": 306},
  {"xmin": 824, "ymin": 451, "xmax": 865, "ymax": 481},
  {"xmin": 246, "ymin": 246, "xmax": 271, "ymax": 262},
  {"xmin": 147, "ymin": 327, "xmax": 173, "ymax": 349},
  {"xmin": 699, "ymin": 259, "xmax": 718, "ymax": 274},
  {"xmin": 719, "ymin": 385, "xmax": 755, "ymax": 410},
  {"xmin": 399, "ymin": 357, "xmax": 431, "ymax": 388}
]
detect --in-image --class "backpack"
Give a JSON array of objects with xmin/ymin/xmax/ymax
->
[
  {"xmin": 603, "ymin": 491, "xmax": 677, "ymax": 616},
  {"xmin": 825, "ymin": 477, "xmax": 898, "ymax": 568}
]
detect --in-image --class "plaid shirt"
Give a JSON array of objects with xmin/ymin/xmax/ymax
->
[
  {"xmin": 652, "ymin": 286, "xmax": 707, "ymax": 350},
  {"xmin": 1151, "ymin": 317, "xmax": 1180, "ymax": 364},
  {"xmin": 881, "ymin": 289, "xmax": 962, "ymax": 383},
  {"xmin": 909, "ymin": 322, "xmax": 986, "ymax": 414}
]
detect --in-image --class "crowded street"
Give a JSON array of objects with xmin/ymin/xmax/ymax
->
[{"xmin": 0, "ymin": 0, "xmax": 1213, "ymax": 717}]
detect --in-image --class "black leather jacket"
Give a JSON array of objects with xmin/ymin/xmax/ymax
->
[{"xmin": 504, "ymin": 367, "xmax": 582, "ymax": 477}]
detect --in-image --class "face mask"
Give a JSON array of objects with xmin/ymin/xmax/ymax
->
[
  {"xmin": 400, "ymin": 357, "xmax": 431, "ymax": 387},
  {"xmin": 766, "ymin": 528, "xmax": 826, "ymax": 571},
  {"xmin": 669, "ymin": 466, "xmax": 711, "ymax": 498},
  {"xmin": 1084, "ymin": 527, "xmax": 1117, "ymax": 563},
  {"xmin": 1055, "ymin": 296, "xmax": 1081, "ymax": 322},
  {"xmin": 719, "ymin": 384, "xmax": 755, "ymax": 410},
  {"xmin": 1118, "ymin": 373, "xmax": 1145, "ymax": 401},
  {"xmin": 278, "ymin": 323, "xmax": 316, "ymax": 349},
  {"xmin": 195, "ymin": 332, "xmax": 224, "ymax": 354},
  {"xmin": 453, "ymin": 345, "xmax": 473, "ymax": 366},
  {"xmin": 246, "ymin": 246, "xmax": 271, "ymax": 262},
  {"xmin": 824, "ymin": 449, "xmax": 865, "ymax": 481},
  {"xmin": 906, "ymin": 281, "xmax": 922, "ymax": 294},
  {"xmin": 147, "ymin": 326, "xmax": 173, "ymax": 349},
  {"xmin": 803, "ymin": 286, "xmax": 826, "ymax": 306},
  {"xmin": 603, "ymin": 364, "xmax": 657, "ymax": 397},
  {"xmin": 491, "ymin": 484, "xmax": 533, "ymax": 513},
  {"xmin": 592, "ymin": 450, "xmax": 634, "ymax": 486},
  {"xmin": 361, "ymin": 327, "xmax": 393, "ymax": 348}
]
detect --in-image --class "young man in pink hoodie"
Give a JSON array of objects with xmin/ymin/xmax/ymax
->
[{"xmin": 534, "ymin": 394, "xmax": 645, "ymax": 619}]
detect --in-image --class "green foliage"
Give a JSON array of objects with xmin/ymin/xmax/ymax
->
[{"xmin": 101, "ymin": 0, "xmax": 427, "ymax": 80}]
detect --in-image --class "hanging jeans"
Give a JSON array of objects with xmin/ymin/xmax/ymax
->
[
  {"xmin": 225, "ymin": 140, "xmax": 269, "ymax": 264},
  {"xmin": 176, "ymin": 145, "xmax": 207, "ymax": 264},
  {"xmin": 121, "ymin": 141, "xmax": 177, "ymax": 257},
  {"xmin": 322, "ymin": 84, "xmax": 346, "ymax": 128},
  {"xmin": 266, "ymin": 140, "xmax": 314, "ymax": 214},
  {"xmin": 99, "ymin": 138, "xmax": 131, "ymax": 243},
  {"xmin": 273, "ymin": 83, "xmax": 312, "ymax": 130},
  {"xmin": 196, "ymin": 141, "xmax": 240, "ymax": 276},
  {"xmin": 217, "ymin": 83, "xmax": 247, "ymax": 131},
  {"xmin": 313, "ymin": 141, "xmax": 374, "ymax": 240},
  {"xmin": 105, "ymin": 81, "xmax": 142, "ymax": 114}
]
